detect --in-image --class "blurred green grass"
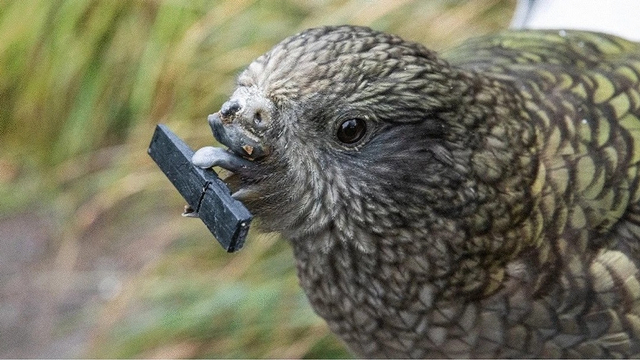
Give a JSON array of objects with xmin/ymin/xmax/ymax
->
[{"xmin": 0, "ymin": 0, "xmax": 514, "ymax": 357}]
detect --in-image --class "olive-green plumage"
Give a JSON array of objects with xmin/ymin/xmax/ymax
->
[
  {"xmin": 438, "ymin": 30, "xmax": 640, "ymax": 357},
  {"xmin": 194, "ymin": 27, "xmax": 640, "ymax": 357}
]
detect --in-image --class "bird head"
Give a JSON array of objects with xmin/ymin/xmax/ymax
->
[{"xmin": 193, "ymin": 25, "xmax": 510, "ymax": 254}]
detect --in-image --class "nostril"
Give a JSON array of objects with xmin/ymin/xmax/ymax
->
[
  {"xmin": 220, "ymin": 100, "xmax": 241, "ymax": 118},
  {"xmin": 254, "ymin": 111, "xmax": 262, "ymax": 125}
]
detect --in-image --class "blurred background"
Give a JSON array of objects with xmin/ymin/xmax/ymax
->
[{"xmin": 0, "ymin": 0, "xmax": 514, "ymax": 357}]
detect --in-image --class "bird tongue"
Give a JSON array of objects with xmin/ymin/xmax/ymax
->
[{"xmin": 192, "ymin": 146, "xmax": 258, "ymax": 175}]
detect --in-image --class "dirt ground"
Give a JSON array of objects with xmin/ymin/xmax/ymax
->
[{"xmin": 0, "ymin": 207, "xmax": 173, "ymax": 357}]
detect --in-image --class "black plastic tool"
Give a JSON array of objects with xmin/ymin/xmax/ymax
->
[{"xmin": 148, "ymin": 124, "xmax": 252, "ymax": 252}]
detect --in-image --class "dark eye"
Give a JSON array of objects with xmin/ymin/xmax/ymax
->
[{"xmin": 337, "ymin": 118, "xmax": 366, "ymax": 144}]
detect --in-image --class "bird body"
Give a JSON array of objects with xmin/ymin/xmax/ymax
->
[{"xmin": 193, "ymin": 26, "xmax": 640, "ymax": 357}]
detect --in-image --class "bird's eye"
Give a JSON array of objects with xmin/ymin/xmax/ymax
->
[{"xmin": 337, "ymin": 118, "xmax": 366, "ymax": 144}]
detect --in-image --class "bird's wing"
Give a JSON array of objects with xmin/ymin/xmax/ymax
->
[{"xmin": 444, "ymin": 31, "xmax": 640, "ymax": 253}]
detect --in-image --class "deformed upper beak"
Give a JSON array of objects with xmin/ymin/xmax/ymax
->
[
  {"xmin": 192, "ymin": 97, "xmax": 269, "ymax": 175},
  {"xmin": 207, "ymin": 112, "xmax": 267, "ymax": 161}
]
